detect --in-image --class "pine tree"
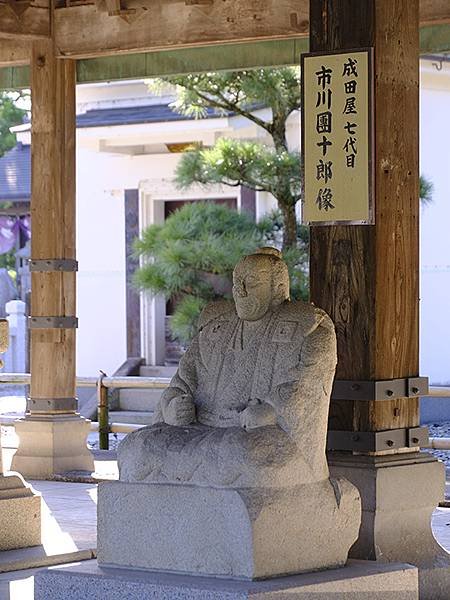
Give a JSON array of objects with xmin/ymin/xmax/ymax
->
[{"xmin": 150, "ymin": 68, "xmax": 301, "ymax": 250}]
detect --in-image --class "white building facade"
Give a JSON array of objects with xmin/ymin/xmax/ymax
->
[
  {"xmin": 420, "ymin": 57, "xmax": 450, "ymax": 385},
  {"xmin": 12, "ymin": 63, "xmax": 450, "ymax": 384}
]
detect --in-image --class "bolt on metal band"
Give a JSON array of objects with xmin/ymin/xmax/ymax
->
[
  {"xmin": 28, "ymin": 316, "xmax": 78, "ymax": 329},
  {"xmin": 27, "ymin": 397, "xmax": 78, "ymax": 412},
  {"xmin": 327, "ymin": 426, "xmax": 429, "ymax": 452},
  {"xmin": 331, "ymin": 377, "xmax": 429, "ymax": 402},
  {"xmin": 29, "ymin": 259, "xmax": 78, "ymax": 272}
]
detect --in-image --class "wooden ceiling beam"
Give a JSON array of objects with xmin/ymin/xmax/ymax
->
[
  {"xmin": 0, "ymin": 39, "xmax": 30, "ymax": 66},
  {"xmin": 0, "ymin": 0, "xmax": 49, "ymax": 39},
  {"xmin": 0, "ymin": 0, "xmax": 448, "ymax": 62},
  {"xmin": 420, "ymin": 0, "xmax": 450, "ymax": 26},
  {"xmin": 54, "ymin": 0, "xmax": 309, "ymax": 59},
  {"xmin": 53, "ymin": 0, "xmax": 450, "ymax": 59}
]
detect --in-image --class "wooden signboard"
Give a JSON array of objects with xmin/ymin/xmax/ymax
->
[{"xmin": 301, "ymin": 49, "xmax": 374, "ymax": 225}]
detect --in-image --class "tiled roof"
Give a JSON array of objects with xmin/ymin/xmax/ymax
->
[
  {"xmin": 76, "ymin": 103, "xmax": 223, "ymax": 128},
  {"xmin": 0, "ymin": 143, "xmax": 31, "ymax": 201},
  {"xmin": 0, "ymin": 102, "xmax": 262, "ymax": 201}
]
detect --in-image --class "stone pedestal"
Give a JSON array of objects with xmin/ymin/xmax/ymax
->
[
  {"xmin": 11, "ymin": 414, "xmax": 93, "ymax": 479},
  {"xmin": 34, "ymin": 558, "xmax": 419, "ymax": 599},
  {"xmin": 329, "ymin": 452, "xmax": 450, "ymax": 600},
  {"xmin": 0, "ymin": 473, "xmax": 41, "ymax": 551},
  {"xmin": 98, "ymin": 478, "xmax": 361, "ymax": 579}
]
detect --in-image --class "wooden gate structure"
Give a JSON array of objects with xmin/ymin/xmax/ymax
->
[{"xmin": 1, "ymin": 0, "xmax": 450, "ymax": 595}]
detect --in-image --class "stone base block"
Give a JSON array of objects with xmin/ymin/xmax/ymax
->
[
  {"xmin": 98, "ymin": 478, "xmax": 361, "ymax": 579},
  {"xmin": 0, "ymin": 474, "xmax": 41, "ymax": 550},
  {"xmin": 329, "ymin": 453, "xmax": 450, "ymax": 600},
  {"xmin": 34, "ymin": 559, "xmax": 419, "ymax": 599},
  {"xmin": 11, "ymin": 415, "xmax": 94, "ymax": 479}
]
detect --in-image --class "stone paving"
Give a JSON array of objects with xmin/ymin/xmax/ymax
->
[
  {"xmin": 1, "ymin": 392, "xmax": 450, "ymax": 599},
  {"xmin": 0, "ymin": 474, "xmax": 448, "ymax": 599},
  {"xmin": 0, "ymin": 480, "xmax": 97, "ymax": 600}
]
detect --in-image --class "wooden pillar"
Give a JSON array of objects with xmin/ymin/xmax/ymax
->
[
  {"xmin": 310, "ymin": 0, "xmax": 420, "ymax": 436},
  {"xmin": 309, "ymin": 2, "xmax": 450, "ymax": 595},
  {"xmin": 11, "ymin": 40, "xmax": 93, "ymax": 479}
]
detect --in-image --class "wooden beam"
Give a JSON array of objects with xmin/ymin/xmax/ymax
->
[
  {"xmin": 310, "ymin": 0, "xmax": 420, "ymax": 435},
  {"xmin": 54, "ymin": 0, "xmax": 309, "ymax": 58},
  {"xmin": 11, "ymin": 37, "xmax": 93, "ymax": 478},
  {"xmin": 0, "ymin": 0, "xmax": 49, "ymax": 39},
  {"xmin": 420, "ymin": 0, "xmax": 450, "ymax": 25},
  {"xmin": 76, "ymin": 38, "xmax": 309, "ymax": 82},
  {"xmin": 29, "ymin": 38, "xmax": 77, "ymax": 405},
  {"xmin": 420, "ymin": 23, "xmax": 450, "ymax": 53},
  {"xmin": 53, "ymin": 0, "xmax": 450, "ymax": 58},
  {"xmin": 0, "ymin": 65, "xmax": 29, "ymax": 88},
  {"xmin": 0, "ymin": 39, "xmax": 30, "ymax": 66},
  {"xmin": 0, "ymin": 23, "xmax": 449, "ymax": 89}
]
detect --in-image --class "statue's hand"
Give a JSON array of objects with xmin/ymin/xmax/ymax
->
[
  {"xmin": 163, "ymin": 395, "xmax": 196, "ymax": 426},
  {"xmin": 240, "ymin": 400, "xmax": 277, "ymax": 431}
]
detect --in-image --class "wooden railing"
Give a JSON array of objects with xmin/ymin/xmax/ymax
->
[
  {"xmin": 0, "ymin": 372, "xmax": 170, "ymax": 450},
  {"xmin": 0, "ymin": 373, "xmax": 449, "ymax": 450}
]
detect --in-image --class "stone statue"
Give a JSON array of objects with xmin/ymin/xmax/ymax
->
[
  {"xmin": 110, "ymin": 248, "xmax": 361, "ymax": 579},
  {"xmin": 120, "ymin": 247, "xmax": 337, "ymax": 488}
]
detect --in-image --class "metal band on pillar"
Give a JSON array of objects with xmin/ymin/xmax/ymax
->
[
  {"xmin": 331, "ymin": 377, "xmax": 429, "ymax": 402},
  {"xmin": 327, "ymin": 426, "xmax": 429, "ymax": 452},
  {"xmin": 29, "ymin": 259, "xmax": 78, "ymax": 272},
  {"xmin": 28, "ymin": 316, "xmax": 78, "ymax": 329},
  {"xmin": 27, "ymin": 397, "xmax": 78, "ymax": 412}
]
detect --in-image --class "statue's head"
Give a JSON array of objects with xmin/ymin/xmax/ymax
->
[{"xmin": 232, "ymin": 247, "xmax": 290, "ymax": 321}]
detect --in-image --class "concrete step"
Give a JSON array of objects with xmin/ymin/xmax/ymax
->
[
  {"xmin": 139, "ymin": 365, "xmax": 177, "ymax": 378},
  {"xmin": 108, "ymin": 410, "xmax": 154, "ymax": 425},
  {"xmin": 118, "ymin": 388, "xmax": 162, "ymax": 412}
]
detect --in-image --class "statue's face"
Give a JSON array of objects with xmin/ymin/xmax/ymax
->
[{"xmin": 232, "ymin": 256, "xmax": 273, "ymax": 321}]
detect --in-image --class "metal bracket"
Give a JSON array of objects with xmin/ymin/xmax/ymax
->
[
  {"xmin": 27, "ymin": 397, "xmax": 77, "ymax": 412},
  {"xmin": 331, "ymin": 377, "xmax": 429, "ymax": 402},
  {"xmin": 29, "ymin": 259, "xmax": 78, "ymax": 272},
  {"xmin": 28, "ymin": 316, "xmax": 78, "ymax": 329},
  {"xmin": 408, "ymin": 426, "xmax": 430, "ymax": 448},
  {"xmin": 407, "ymin": 377, "xmax": 429, "ymax": 397},
  {"xmin": 327, "ymin": 426, "xmax": 429, "ymax": 452}
]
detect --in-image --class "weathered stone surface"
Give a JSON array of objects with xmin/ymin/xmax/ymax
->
[
  {"xmin": 11, "ymin": 415, "xmax": 93, "ymax": 479},
  {"xmin": 119, "ymin": 248, "xmax": 338, "ymax": 488},
  {"xmin": 330, "ymin": 453, "xmax": 450, "ymax": 600},
  {"xmin": 0, "ymin": 474, "xmax": 41, "ymax": 551},
  {"xmin": 98, "ymin": 478, "xmax": 361, "ymax": 579},
  {"xmin": 114, "ymin": 248, "xmax": 361, "ymax": 578},
  {"xmin": 34, "ymin": 559, "xmax": 419, "ymax": 600}
]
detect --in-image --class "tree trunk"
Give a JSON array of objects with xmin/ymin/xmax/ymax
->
[{"xmin": 280, "ymin": 201, "xmax": 297, "ymax": 250}]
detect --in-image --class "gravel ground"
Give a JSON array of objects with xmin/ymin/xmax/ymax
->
[{"xmin": 87, "ymin": 431, "xmax": 126, "ymax": 452}]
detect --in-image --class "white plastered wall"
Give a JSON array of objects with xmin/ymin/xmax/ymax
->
[{"xmin": 420, "ymin": 59, "xmax": 450, "ymax": 385}]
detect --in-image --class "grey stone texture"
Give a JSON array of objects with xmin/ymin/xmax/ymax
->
[
  {"xmin": 330, "ymin": 452, "xmax": 450, "ymax": 600},
  {"xmin": 11, "ymin": 414, "xmax": 94, "ymax": 479},
  {"xmin": 0, "ymin": 474, "xmax": 41, "ymax": 551},
  {"xmin": 98, "ymin": 478, "xmax": 360, "ymax": 578},
  {"xmin": 0, "ymin": 390, "xmax": 42, "ymax": 551},
  {"xmin": 34, "ymin": 559, "xmax": 419, "ymax": 600},
  {"xmin": 119, "ymin": 249, "xmax": 342, "ymax": 489},
  {"xmin": 115, "ymin": 248, "xmax": 361, "ymax": 578}
]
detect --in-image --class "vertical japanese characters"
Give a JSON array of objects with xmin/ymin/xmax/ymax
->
[
  {"xmin": 315, "ymin": 65, "xmax": 334, "ymax": 211},
  {"xmin": 342, "ymin": 57, "xmax": 358, "ymax": 171},
  {"xmin": 302, "ymin": 50, "xmax": 371, "ymax": 224}
]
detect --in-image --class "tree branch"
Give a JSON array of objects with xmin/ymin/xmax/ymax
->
[{"xmin": 185, "ymin": 86, "xmax": 272, "ymax": 135}]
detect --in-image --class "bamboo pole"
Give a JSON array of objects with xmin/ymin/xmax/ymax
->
[{"xmin": 97, "ymin": 371, "xmax": 109, "ymax": 450}]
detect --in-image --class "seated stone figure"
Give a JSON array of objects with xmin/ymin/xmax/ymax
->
[
  {"xmin": 120, "ymin": 247, "xmax": 338, "ymax": 489},
  {"xmin": 107, "ymin": 248, "xmax": 361, "ymax": 579}
]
